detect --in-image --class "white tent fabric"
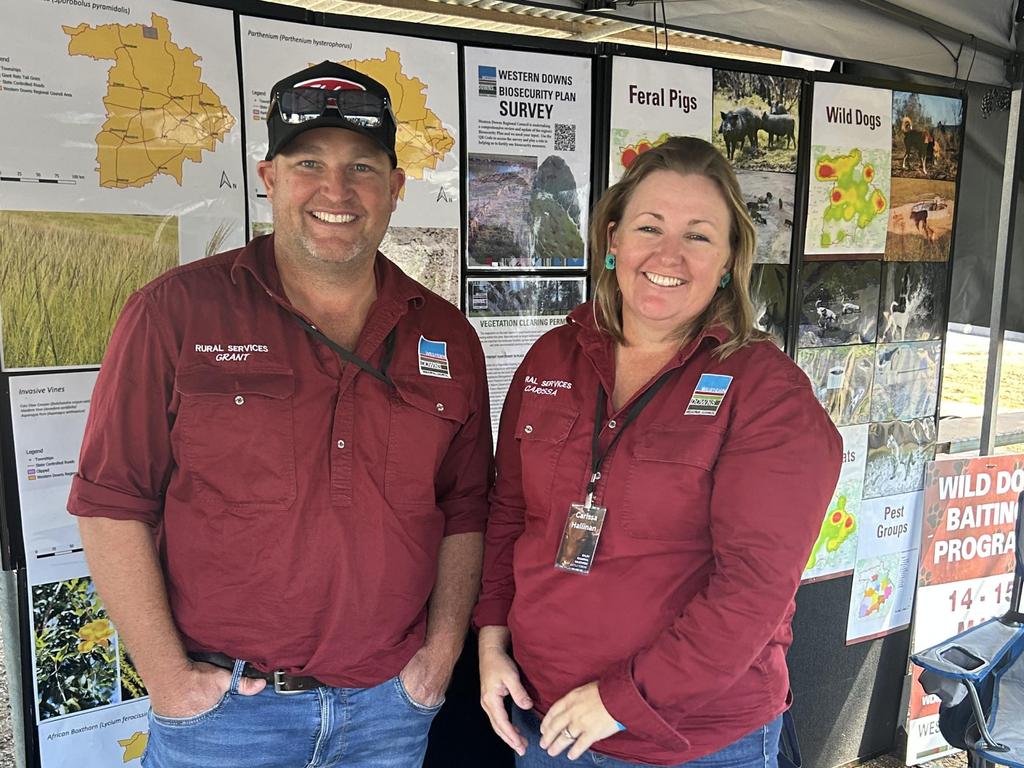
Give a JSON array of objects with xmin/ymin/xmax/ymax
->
[{"xmin": 542, "ymin": 0, "xmax": 1021, "ymax": 85}]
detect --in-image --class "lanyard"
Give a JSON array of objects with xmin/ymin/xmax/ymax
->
[
  {"xmin": 585, "ymin": 368, "xmax": 677, "ymax": 506},
  {"xmin": 291, "ymin": 314, "xmax": 396, "ymax": 386}
]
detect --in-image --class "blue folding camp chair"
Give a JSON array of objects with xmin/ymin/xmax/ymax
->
[{"xmin": 911, "ymin": 491, "xmax": 1024, "ymax": 768}]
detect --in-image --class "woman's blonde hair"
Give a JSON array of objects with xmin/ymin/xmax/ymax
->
[{"xmin": 590, "ymin": 136, "xmax": 767, "ymax": 358}]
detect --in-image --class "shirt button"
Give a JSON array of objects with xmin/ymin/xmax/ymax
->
[
  {"xmin": 234, "ymin": 395, "xmax": 245, "ymax": 406},
  {"xmin": 436, "ymin": 403, "xmax": 445, "ymax": 412},
  {"xmin": 524, "ymin": 425, "xmax": 533, "ymax": 434},
  {"xmin": 608, "ymin": 419, "xmax": 617, "ymax": 429},
  {"xmin": 337, "ymin": 439, "xmax": 346, "ymax": 449}
]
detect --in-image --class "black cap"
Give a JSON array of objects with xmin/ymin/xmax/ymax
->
[{"xmin": 265, "ymin": 61, "xmax": 398, "ymax": 166}]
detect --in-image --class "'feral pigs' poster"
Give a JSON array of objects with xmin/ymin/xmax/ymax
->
[{"xmin": 608, "ymin": 57, "xmax": 711, "ymax": 185}]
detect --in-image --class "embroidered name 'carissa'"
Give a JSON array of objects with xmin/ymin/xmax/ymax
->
[
  {"xmin": 195, "ymin": 343, "xmax": 270, "ymax": 362},
  {"xmin": 524, "ymin": 375, "xmax": 573, "ymax": 397},
  {"xmin": 685, "ymin": 373, "xmax": 733, "ymax": 416},
  {"xmin": 418, "ymin": 336, "xmax": 451, "ymax": 379}
]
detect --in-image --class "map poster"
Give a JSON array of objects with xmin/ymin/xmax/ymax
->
[
  {"xmin": 905, "ymin": 454, "xmax": 1023, "ymax": 764},
  {"xmin": 845, "ymin": 490, "xmax": 924, "ymax": 644},
  {"xmin": 803, "ymin": 424, "xmax": 867, "ymax": 583},
  {"xmin": 38, "ymin": 697, "xmax": 150, "ymax": 768},
  {"xmin": 239, "ymin": 16, "xmax": 461, "ymax": 305},
  {"xmin": 0, "ymin": 0, "xmax": 246, "ymax": 370},
  {"xmin": 805, "ymin": 82, "xmax": 893, "ymax": 257},
  {"xmin": 10, "ymin": 371, "xmax": 96, "ymax": 585},
  {"xmin": 11, "ymin": 371, "xmax": 152, "ymax": 767},
  {"xmin": 466, "ymin": 277, "xmax": 585, "ymax": 436},
  {"xmin": 608, "ymin": 57, "xmax": 712, "ymax": 185},
  {"xmin": 464, "ymin": 47, "xmax": 592, "ymax": 270}
]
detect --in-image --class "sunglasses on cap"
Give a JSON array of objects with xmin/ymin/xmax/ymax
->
[{"xmin": 266, "ymin": 86, "xmax": 395, "ymax": 128}]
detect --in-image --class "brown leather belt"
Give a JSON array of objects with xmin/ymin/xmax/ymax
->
[{"xmin": 189, "ymin": 651, "xmax": 326, "ymax": 695}]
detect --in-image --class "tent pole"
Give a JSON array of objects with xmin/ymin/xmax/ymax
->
[{"xmin": 980, "ymin": 83, "xmax": 1024, "ymax": 456}]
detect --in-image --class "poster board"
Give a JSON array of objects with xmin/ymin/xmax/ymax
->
[
  {"xmin": 463, "ymin": 47, "xmax": 592, "ymax": 271},
  {"xmin": 0, "ymin": 0, "xmax": 246, "ymax": 371},
  {"xmin": 239, "ymin": 15, "xmax": 462, "ymax": 305},
  {"xmin": 10, "ymin": 372, "xmax": 151, "ymax": 767}
]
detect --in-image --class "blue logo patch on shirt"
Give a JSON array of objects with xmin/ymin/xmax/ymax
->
[
  {"xmin": 418, "ymin": 336, "xmax": 451, "ymax": 379},
  {"xmin": 685, "ymin": 373, "xmax": 733, "ymax": 416}
]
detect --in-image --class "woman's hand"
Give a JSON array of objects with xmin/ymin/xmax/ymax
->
[
  {"xmin": 479, "ymin": 626, "xmax": 533, "ymax": 756},
  {"xmin": 539, "ymin": 681, "xmax": 620, "ymax": 760}
]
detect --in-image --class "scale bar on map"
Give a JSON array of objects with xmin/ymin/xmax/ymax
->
[
  {"xmin": 1, "ymin": 177, "xmax": 76, "ymax": 184},
  {"xmin": 35, "ymin": 545, "xmax": 85, "ymax": 559}
]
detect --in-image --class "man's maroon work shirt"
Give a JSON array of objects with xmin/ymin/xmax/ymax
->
[{"xmin": 69, "ymin": 235, "xmax": 492, "ymax": 686}]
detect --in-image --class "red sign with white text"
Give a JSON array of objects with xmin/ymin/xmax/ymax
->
[{"xmin": 904, "ymin": 454, "xmax": 1023, "ymax": 765}]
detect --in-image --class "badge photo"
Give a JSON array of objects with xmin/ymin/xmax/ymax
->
[
  {"xmin": 418, "ymin": 336, "xmax": 452, "ymax": 379},
  {"xmin": 685, "ymin": 373, "xmax": 733, "ymax": 416}
]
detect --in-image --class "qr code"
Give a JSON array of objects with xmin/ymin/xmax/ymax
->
[{"xmin": 554, "ymin": 123, "xmax": 576, "ymax": 152}]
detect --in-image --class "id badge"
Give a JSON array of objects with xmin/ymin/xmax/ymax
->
[{"xmin": 554, "ymin": 503, "xmax": 607, "ymax": 574}]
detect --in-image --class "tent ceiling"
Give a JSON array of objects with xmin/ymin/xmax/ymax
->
[
  {"xmin": 560, "ymin": 0, "xmax": 1021, "ymax": 85},
  {"xmin": 263, "ymin": 0, "xmax": 787, "ymax": 62},
  {"xmin": 266, "ymin": 0, "xmax": 1022, "ymax": 84}
]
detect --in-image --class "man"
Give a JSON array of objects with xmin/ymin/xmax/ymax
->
[{"xmin": 68, "ymin": 61, "xmax": 492, "ymax": 767}]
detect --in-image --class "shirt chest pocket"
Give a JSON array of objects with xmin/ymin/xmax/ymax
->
[
  {"xmin": 386, "ymin": 375, "xmax": 469, "ymax": 506},
  {"xmin": 621, "ymin": 426, "xmax": 726, "ymax": 542},
  {"xmin": 515, "ymin": 402, "xmax": 578, "ymax": 519},
  {"xmin": 174, "ymin": 366, "xmax": 296, "ymax": 509}
]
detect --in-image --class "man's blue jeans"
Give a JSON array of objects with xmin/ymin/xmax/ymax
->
[
  {"xmin": 142, "ymin": 660, "xmax": 442, "ymax": 767},
  {"xmin": 511, "ymin": 705, "xmax": 782, "ymax": 768}
]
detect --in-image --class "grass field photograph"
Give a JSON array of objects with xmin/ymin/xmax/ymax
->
[{"xmin": 0, "ymin": 211, "xmax": 178, "ymax": 369}]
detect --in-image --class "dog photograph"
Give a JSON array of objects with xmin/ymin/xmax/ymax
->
[
  {"xmin": 798, "ymin": 260, "xmax": 882, "ymax": 347},
  {"xmin": 870, "ymin": 340, "xmax": 942, "ymax": 422},
  {"xmin": 891, "ymin": 91, "xmax": 962, "ymax": 181},
  {"xmin": 877, "ymin": 261, "xmax": 947, "ymax": 342},
  {"xmin": 712, "ymin": 70, "xmax": 800, "ymax": 172},
  {"xmin": 750, "ymin": 264, "xmax": 788, "ymax": 348},
  {"xmin": 863, "ymin": 417, "xmax": 937, "ymax": 500},
  {"xmin": 885, "ymin": 177, "xmax": 956, "ymax": 262}
]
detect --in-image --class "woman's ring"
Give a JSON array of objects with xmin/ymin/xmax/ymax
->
[{"xmin": 562, "ymin": 727, "xmax": 577, "ymax": 740}]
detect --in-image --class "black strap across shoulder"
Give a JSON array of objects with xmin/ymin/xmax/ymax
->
[
  {"xmin": 291, "ymin": 313, "xmax": 396, "ymax": 386},
  {"xmin": 586, "ymin": 368, "xmax": 677, "ymax": 499}
]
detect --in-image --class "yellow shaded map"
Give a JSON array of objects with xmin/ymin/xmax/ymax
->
[
  {"xmin": 117, "ymin": 731, "xmax": 147, "ymax": 762},
  {"xmin": 63, "ymin": 13, "xmax": 235, "ymax": 189},
  {"xmin": 341, "ymin": 49, "xmax": 454, "ymax": 194}
]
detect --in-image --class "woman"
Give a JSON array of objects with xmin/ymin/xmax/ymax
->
[{"xmin": 474, "ymin": 137, "xmax": 842, "ymax": 767}]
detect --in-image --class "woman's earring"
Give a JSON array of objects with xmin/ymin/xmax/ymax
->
[
  {"xmin": 604, "ymin": 252, "xmax": 616, "ymax": 270},
  {"xmin": 719, "ymin": 272, "xmax": 732, "ymax": 289}
]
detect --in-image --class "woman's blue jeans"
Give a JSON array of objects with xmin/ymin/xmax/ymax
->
[{"xmin": 511, "ymin": 705, "xmax": 782, "ymax": 768}]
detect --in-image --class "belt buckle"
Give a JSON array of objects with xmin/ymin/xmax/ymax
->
[{"xmin": 273, "ymin": 670, "xmax": 304, "ymax": 695}]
